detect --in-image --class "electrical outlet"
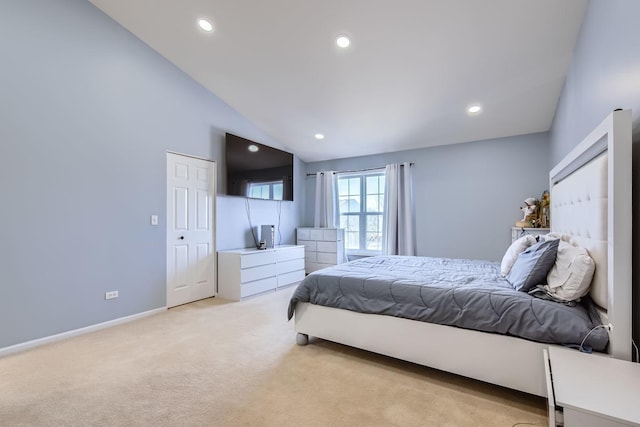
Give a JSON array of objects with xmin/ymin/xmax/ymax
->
[{"xmin": 105, "ymin": 290, "xmax": 119, "ymax": 300}]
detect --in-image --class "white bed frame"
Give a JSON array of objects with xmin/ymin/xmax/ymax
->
[{"xmin": 293, "ymin": 110, "xmax": 632, "ymax": 397}]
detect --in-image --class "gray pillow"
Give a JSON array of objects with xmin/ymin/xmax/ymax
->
[{"xmin": 507, "ymin": 238, "xmax": 559, "ymax": 292}]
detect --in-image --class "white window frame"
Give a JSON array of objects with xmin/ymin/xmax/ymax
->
[
  {"xmin": 247, "ymin": 180, "xmax": 284, "ymax": 200},
  {"xmin": 337, "ymin": 169, "xmax": 385, "ymax": 256}
]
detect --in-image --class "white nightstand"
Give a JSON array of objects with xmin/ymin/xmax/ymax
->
[
  {"xmin": 511, "ymin": 227, "xmax": 550, "ymax": 243},
  {"xmin": 544, "ymin": 347, "xmax": 640, "ymax": 427}
]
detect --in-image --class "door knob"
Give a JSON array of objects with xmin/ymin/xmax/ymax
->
[{"xmin": 179, "ymin": 236, "xmax": 184, "ymax": 240}]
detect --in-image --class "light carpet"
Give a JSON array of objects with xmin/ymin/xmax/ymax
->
[{"xmin": 0, "ymin": 286, "xmax": 546, "ymax": 426}]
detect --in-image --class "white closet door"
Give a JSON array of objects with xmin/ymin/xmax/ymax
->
[{"xmin": 166, "ymin": 153, "xmax": 216, "ymax": 308}]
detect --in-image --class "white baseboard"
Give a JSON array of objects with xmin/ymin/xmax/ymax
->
[{"xmin": 0, "ymin": 307, "xmax": 167, "ymax": 358}]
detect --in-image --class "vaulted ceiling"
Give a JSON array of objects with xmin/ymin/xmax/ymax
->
[{"xmin": 90, "ymin": 0, "xmax": 588, "ymax": 162}]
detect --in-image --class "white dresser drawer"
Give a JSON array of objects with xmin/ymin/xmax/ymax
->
[
  {"xmin": 316, "ymin": 262, "xmax": 335, "ymax": 270},
  {"xmin": 309, "ymin": 229, "xmax": 324, "ymax": 240},
  {"xmin": 277, "ymin": 270, "xmax": 305, "ymax": 287},
  {"xmin": 317, "ymin": 241, "xmax": 337, "ymax": 253},
  {"xmin": 306, "ymin": 262, "xmax": 335, "ymax": 273},
  {"xmin": 276, "ymin": 246, "xmax": 304, "ymax": 262},
  {"xmin": 240, "ymin": 277, "xmax": 277, "ymax": 298},
  {"xmin": 322, "ymin": 229, "xmax": 337, "ymax": 241},
  {"xmin": 316, "ymin": 252, "xmax": 338, "ymax": 264},
  {"xmin": 277, "ymin": 258, "xmax": 304, "ymax": 275},
  {"xmin": 297, "ymin": 228, "xmax": 310, "ymax": 240},
  {"xmin": 240, "ymin": 263, "xmax": 276, "ymax": 283},
  {"xmin": 240, "ymin": 251, "xmax": 276, "ymax": 269},
  {"xmin": 305, "ymin": 261, "xmax": 319, "ymax": 273},
  {"xmin": 300, "ymin": 240, "xmax": 317, "ymax": 252}
]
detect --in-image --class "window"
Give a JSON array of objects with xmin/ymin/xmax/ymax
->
[
  {"xmin": 337, "ymin": 171, "xmax": 385, "ymax": 254},
  {"xmin": 247, "ymin": 180, "xmax": 283, "ymax": 200}
]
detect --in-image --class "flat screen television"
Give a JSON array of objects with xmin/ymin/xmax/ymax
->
[{"xmin": 225, "ymin": 133, "xmax": 294, "ymax": 201}]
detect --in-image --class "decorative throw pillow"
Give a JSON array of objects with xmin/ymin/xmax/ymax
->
[
  {"xmin": 500, "ymin": 235, "xmax": 537, "ymax": 276},
  {"xmin": 507, "ymin": 238, "xmax": 559, "ymax": 292},
  {"xmin": 544, "ymin": 240, "xmax": 595, "ymax": 301}
]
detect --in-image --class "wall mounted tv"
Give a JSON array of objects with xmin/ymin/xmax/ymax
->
[{"xmin": 225, "ymin": 133, "xmax": 294, "ymax": 201}]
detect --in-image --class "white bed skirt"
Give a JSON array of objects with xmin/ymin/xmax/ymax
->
[{"xmin": 295, "ymin": 302, "xmax": 556, "ymax": 397}]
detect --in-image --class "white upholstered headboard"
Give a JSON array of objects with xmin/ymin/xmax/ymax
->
[
  {"xmin": 551, "ymin": 154, "xmax": 608, "ymax": 307},
  {"xmin": 549, "ymin": 109, "xmax": 632, "ymax": 360}
]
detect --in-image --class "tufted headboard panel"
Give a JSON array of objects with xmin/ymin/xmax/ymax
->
[{"xmin": 550, "ymin": 154, "xmax": 608, "ymax": 308}]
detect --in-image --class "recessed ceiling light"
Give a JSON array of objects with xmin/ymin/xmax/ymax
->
[
  {"xmin": 467, "ymin": 105, "xmax": 482, "ymax": 114},
  {"xmin": 336, "ymin": 35, "xmax": 350, "ymax": 48},
  {"xmin": 314, "ymin": 133, "xmax": 325, "ymax": 140},
  {"xmin": 248, "ymin": 144, "xmax": 259, "ymax": 152},
  {"xmin": 198, "ymin": 19, "xmax": 214, "ymax": 32}
]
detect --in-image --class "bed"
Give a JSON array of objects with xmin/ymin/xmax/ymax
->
[{"xmin": 288, "ymin": 109, "xmax": 632, "ymax": 397}]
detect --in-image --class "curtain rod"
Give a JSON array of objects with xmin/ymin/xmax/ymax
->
[{"xmin": 306, "ymin": 163, "xmax": 414, "ymax": 177}]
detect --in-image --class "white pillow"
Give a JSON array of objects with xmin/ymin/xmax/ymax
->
[
  {"xmin": 500, "ymin": 235, "xmax": 537, "ymax": 276},
  {"xmin": 544, "ymin": 240, "xmax": 595, "ymax": 301}
]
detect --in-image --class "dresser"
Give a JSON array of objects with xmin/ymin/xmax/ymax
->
[
  {"xmin": 296, "ymin": 227, "xmax": 345, "ymax": 274},
  {"xmin": 511, "ymin": 227, "xmax": 550, "ymax": 243},
  {"xmin": 217, "ymin": 245, "xmax": 305, "ymax": 301},
  {"xmin": 544, "ymin": 347, "xmax": 640, "ymax": 427}
]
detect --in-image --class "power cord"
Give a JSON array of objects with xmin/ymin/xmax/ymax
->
[
  {"xmin": 245, "ymin": 198, "xmax": 259, "ymax": 248},
  {"xmin": 579, "ymin": 324, "xmax": 611, "ymax": 353},
  {"xmin": 276, "ymin": 200, "xmax": 282, "ymax": 245},
  {"xmin": 580, "ymin": 326, "xmax": 639, "ymax": 362}
]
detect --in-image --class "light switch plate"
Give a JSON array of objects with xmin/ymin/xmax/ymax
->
[{"xmin": 151, "ymin": 215, "xmax": 158, "ymax": 225}]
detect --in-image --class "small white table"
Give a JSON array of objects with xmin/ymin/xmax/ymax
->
[
  {"xmin": 511, "ymin": 227, "xmax": 550, "ymax": 243},
  {"xmin": 547, "ymin": 347, "xmax": 640, "ymax": 427}
]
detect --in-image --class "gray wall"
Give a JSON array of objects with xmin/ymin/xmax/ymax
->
[
  {"xmin": 305, "ymin": 133, "xmax": 550, "ymax": 262},
  {"xmin": 550, "ymin": 0, "xmax": 640, "ymax": 164},
  {"xmin": 217, "ymin": 159, "xmax": 305, "ymax": 250},
  {"xmin": 549, "ymin": 0, "xmax": 640, "ymax": 352},
  {"xmin": 0, "ymin": 0, "xmax": 303, "ymax": 349}
]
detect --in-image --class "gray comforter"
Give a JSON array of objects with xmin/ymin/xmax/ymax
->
[{"xmin": 288, "ymin": 256, "xmax": 608, "ymax": 351}]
